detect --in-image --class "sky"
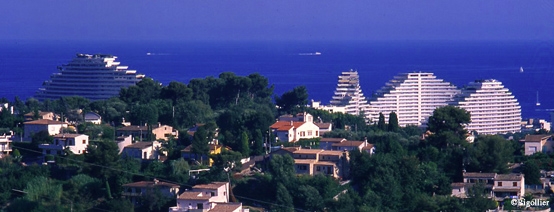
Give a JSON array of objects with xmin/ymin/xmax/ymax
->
[{"xmin": 0, "ymin": 1, "xmax": 553, "ymax": 41}]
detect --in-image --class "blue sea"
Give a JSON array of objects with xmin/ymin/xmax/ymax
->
[{"xmin": 1, "ymin": 40, "xmax": 553, "ymax": 120}]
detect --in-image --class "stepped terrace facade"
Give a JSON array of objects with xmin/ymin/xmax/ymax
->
[
  {"xmin": 450, "ymin": 79, "xmax": 521, "ymax": 135},
  {"xmin": 367, "ymin": 72, "xmax": 460, "ymax": 127},
  {"xmin": 35, "ymin": 54, "xmax": 145, "ymax": 101},
  {"xmin": 329, "ymin": 70, "xmax": 370, "ymax": 118}
]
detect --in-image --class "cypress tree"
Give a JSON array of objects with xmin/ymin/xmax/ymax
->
[
  {"xmin": 377, "ymin": 112, "xmax": 386, "ymax": 131},
  {"xmin": 388, "ymin": 111, "xmax": 399, "ymax": 132}
]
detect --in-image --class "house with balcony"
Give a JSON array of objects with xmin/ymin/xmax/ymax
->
[
  {"xmin": 122, "ymin": 179, "xmax": 180, "ymax": 204},
  {"xmin": 24, "ymin": 119, "xmax": 68, "ymax": 141},
  {"xmin": 117, "ymin": 124, "xmax": 179, "ymax": 142},
  {"xmin": 292, "ymin": 148, "xmax": 349, "ymax": 179},
  {"xmin": 168, "ymin": 182, "xmax": 251, "ymax": 212},
  {"xmin": 271, "ymin": 113, "xmax": 320, "ymax": 143},
  {"xmin": 454, "ymin": 172, "xmax": 525, "ymax": 201},
  {"xmin": 492, "ymin": 173, "xmax": 525, "ymax": 201},
  {"xmin": 521, "ymin": 134, "xmax": 553, "ymax": 155},
  {"xmin": 39, "ymin": 134, "xmax": 89, "ymax": 155},
  {"xmin": 152, "ymin": 124, "xmax": 179, "ymax": 140},
  {"xmin": 121, "ymin": 141, "xmax": 162, "ymax": 161},
  {"xmin": 0, "ymin": 132, "xmax": 12, "ymax": 156}
]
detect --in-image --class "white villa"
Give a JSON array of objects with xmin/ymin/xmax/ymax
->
[
  {"xmin": 39, "ymin": 133, "xmax": 89, "ymax": 155},
  {"xmin": 121, "ymin": 141, "xmax": 162, "ymax": 160},
  {"xmin": 270, "ymin": 113, "xmax": 320, "ymax": 142},
  {"xmin": 24, "ymin": 119, "xmax": 68, "ymax": 141}
]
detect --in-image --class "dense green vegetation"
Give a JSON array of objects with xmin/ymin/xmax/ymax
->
[{"xmin": 0, "ymin": 73, "xmax": 547, "ymax": 211}]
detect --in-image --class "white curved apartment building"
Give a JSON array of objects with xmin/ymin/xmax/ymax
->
[
  {"xmin": 329, "ymin": 70, "xmax": 370, "ymax": 118},
  {"xmin": 450, "ymin": 79, "xmax": 521, "ymax": 135},
  {"xmin": 36, "ymin": 54, "xmax": 145, "ymax": 101},
  {"xmin": 367, "ymin": 72, "xmax": 461, "ymax": 127}
]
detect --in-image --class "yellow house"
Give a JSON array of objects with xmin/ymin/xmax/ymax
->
[{"xmin": 181, "ymin": 144, "xmax": 225, "ymax": 166}]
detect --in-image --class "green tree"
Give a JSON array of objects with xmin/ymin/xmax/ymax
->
[
  {"xmin": 251, "ymin": 129, "xmax": 265, "ymax": 155},
  {"xmin": 377, "ymin": 112, "xmax": 386, "ymax": 131},
  {"xmin": 427, "ymin": 106, "xmax": 471, "ymax": 140},
  {"xmin": 464, "ymin": 182, "xmax": 497, "ymax": 211},
  {"xmin": 84, "ymin": 141, "xmax": 121, "ymax": 181},
  {"xmin": 268, "ymin": 154, "xmax": 296, "ymax": 186},
  {"xmin": 240, "ymin": 131, "xmax": 250, "ymax": 157},
  {"xmin": 129, "ymin": 104, "xmax": 159, "ymax": 126},
  {"xmin": 119, "ymin": 77, "xmax": 162, "ymax": 104},
  {"xmin": 161, "ymin": 81, "xmax": 193, "ymax": 104},
  {"xmin": 275, "ymin": 86, "xmax": 308, "ymax": 115},
  {"xmin": 523, "ymin": 160, "xmax": 542, "ymax": 185},
  {"xmin": 168, "ymin": 158, "xmax": 190, "ymax": 183},
  {"xmin": 31, "ymin": 130, "xmax": 53, "ymax": 146},
  {"xmin": 274, "ymin": 183, "xmax": 294, "ymax": 212},
  {"xmin": 192, "ymin": 126, "xmax": 209, "ymax": 164},
  {"xmin": 468, "ymin": 135, "xmax": 514, "ymax": 173},
  {"xmin": 387, "ymin": 111, "xmax": 399, "ymax": 132}
]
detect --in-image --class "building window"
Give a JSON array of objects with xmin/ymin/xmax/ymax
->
[
  {"xmin": 211, "ymin": 191, "xmax": 215, "ymax": 196},
  {"xmin": 317, "ymin": 167, "xmax": 320, "ymax": 171},
  {"xmin": 316, "ymin": 131, "xmax": 319, "ymax": 136},
  {"xmin": 308, "ymin": 131, "xmax": 312, "ymax": 136},
  {"xmin": 197, "ymin": 203, "xmax": 203, "ymax": 209},
  {"xmin": 299, "ymin": 165, "xmax": 307, "ymax": 170},
  {"xmin": 498, "ymin": 182, "xmax": 502, "ymax": 186},
  {"xmin": 513, "ymin": 182, "xmax": 517, "ymax": 186},
  {"xmin": 82, "ymin": 140, "xmax": 86, "ymax": 144}
]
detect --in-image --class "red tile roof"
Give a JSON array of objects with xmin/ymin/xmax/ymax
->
[
  {"xmin": 315, "ymin": 123, "xmax": 332, "ymax": 129},
  {"xmin": 210, "ymin": 203, "xmax": 242, "ymax": 212},
  {"xmin": 463, "ymin": 172, "xmax": 496, "ymax": 178},
  {"xmin": 270, "ymin": 121, "xmax": 305, "ymax": 131},
  {"xmin": 319, "ymin": 150, "xmax": 344, "ymax": 156},
  {"xmin": 320, "ymin": 138, "xmax": 345, "ymax": 143},
  {"xmin": 192, "ymin": 182, "xmax": 228, "ymax": 190},
  {"xmin": 53, "ymin": 134, "xmax": 85, "ymax": 138},
  {"xmin": 25, "ymin": 119, "xmax": 66, "ymax": 125},
  {"xmin": 177, "ymin": 191, "xmax": 211, "ymax": 200},
  {"xmin": 522, "ymin": 134, "xmax": 552, "ymax": 142},
  {"xmin": 332, "ymin": 141, "xmax": 365, "ymax": 147},
  {"xmin": 124, "ymin": 142, "xmax": 154, "ymax": 149}
]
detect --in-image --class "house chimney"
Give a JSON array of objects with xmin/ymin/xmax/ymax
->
[{"xmin": 290, "ymin": 120, "xmax": 293, "ymax": 126}]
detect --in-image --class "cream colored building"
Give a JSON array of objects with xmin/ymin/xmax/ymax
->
[
  {"xmin": 168, "ymin": 182, "xmax": 251, "ymax": 212},
  {"xmin": 292, "ymin": 148, "xmax": 349, "ymax": 179},
  {"xmin": 152, "ymin": 124, "xmax": 179, "ymax": 140},
  {"xmin": 271, "ymin": 113, "xmax": 320, "ymax": 143},
  {"xmin": 521, "ymin": 134, "xmax": 553, "ymax": 156}
]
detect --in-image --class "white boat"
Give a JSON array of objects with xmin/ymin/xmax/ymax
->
[
  {"xmin": 520, "ymin": 67, "xmax": 524, "ymax": 73},
  {"xmin": 536, "ymin": 91, "xmax": 541, "ymax": 106},
  {"xmin": 314, "ymin": 52, "xmax": 322, "ymax": 55}
]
